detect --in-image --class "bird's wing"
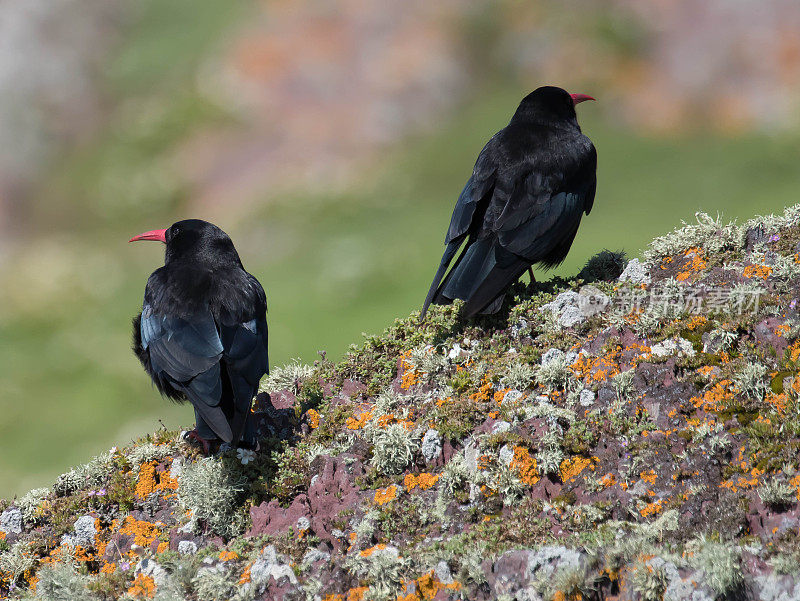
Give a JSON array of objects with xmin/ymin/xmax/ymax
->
[
  {"xmin": 216, "ymin": 274, "xmax": 269, "ymax": 443},
  {"xmin": 141, "ymin": 301, "xmax": 237, "ymax": 441},
  {"xmin": 419, "ymin": 139, "xmax": 498, "ymax": 319},
  {"xmin": 494, "ymin": 142, "xmax": 596, "ymax": 262}
]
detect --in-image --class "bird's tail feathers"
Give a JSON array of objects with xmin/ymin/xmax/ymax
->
[
  {"xmin": 420, "ymin": 239, "xmax": 462, "ymax": 321},
  {"xmin": 186, "ymin": 395, "xmax": 234, "ymax": 443},
  {"xmin": 461, "ymin": 258, "xmax": 528, "ymax": 318},
  {"xmin": 437, "ymin": 238, "xmax": 528, "ymax": 318}
]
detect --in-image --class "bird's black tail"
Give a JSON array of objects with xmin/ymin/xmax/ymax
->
[
  {"xmin": 438, "ymin": 238, "xmax": 528, "ymax": 318},
  {"xmin": 420, "ymin": 239, "xmax": 462, "ymax": 321}
]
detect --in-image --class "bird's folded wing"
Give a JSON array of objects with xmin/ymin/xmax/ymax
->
[
  {"xmin": 445, "ymin": 170, "xmax": 496, "ymax": 243},
  {"xmin": 140, "ymin": 304, "xmax": 224, "ymax": 401},
  {"xmin": 218, "ymin": 311, "xmax": 269, "ymax": 444},
  {"xmin": 219, "ymin": 316, "xmax": 269, "ymax": 391},
  {"xmin": 494, "ymin": 173, "xmax": 595, "ymax": 261}
]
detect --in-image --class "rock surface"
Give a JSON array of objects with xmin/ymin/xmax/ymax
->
[{"xmin": 3, "ymin": 207, "xmax": 800, "ymax": 599}]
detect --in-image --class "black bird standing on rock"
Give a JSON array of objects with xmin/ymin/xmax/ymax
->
[
  {"xmin": 130, "ymin": 219, "xmax": 268, "ymax": 455},
  {"xmin": 421, "ymin": 86, "xmax": 597, "ymax": 319}
]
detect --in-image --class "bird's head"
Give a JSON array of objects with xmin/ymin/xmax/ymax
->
[
  {"xmin": 130, "ymin": 219, "xmax": 241, "ymax": 266},
  {"xmin": 512, "ymin": 86, "xmax": 595, "ymax": 126}
]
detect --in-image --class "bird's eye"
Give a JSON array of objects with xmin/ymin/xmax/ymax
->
[{"xmin": 171, "ymin": 227, "xmax": 180, "ymax": 237}]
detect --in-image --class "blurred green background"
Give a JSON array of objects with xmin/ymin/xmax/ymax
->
[{"xmin": 1, "ymin": 0, "xmax": 799, "ymax": 497}]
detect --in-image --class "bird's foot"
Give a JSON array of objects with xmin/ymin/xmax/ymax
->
[
  {"xmin": 238, "ymin": 439, "xmax": 261, "ymax": 452},
  {"xmin": 182, "ymin": 429, "xmax": 217, "ymax": 455}
]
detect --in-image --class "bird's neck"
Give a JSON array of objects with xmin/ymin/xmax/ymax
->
[{"xmin": 510, "ymin": 112, "xmax": 581, "ymax": 133}]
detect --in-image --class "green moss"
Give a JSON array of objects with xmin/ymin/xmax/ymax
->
[{"xmin": 268, "ymin": 442, "xmax": 313, "ymax": 507}]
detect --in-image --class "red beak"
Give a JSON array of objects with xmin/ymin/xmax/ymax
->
[
  {"xmin": 129, "ymin": 229, "xmax": 167, "ymax": 243},
  {"xmin": 570, "ymin": 93, "xmax": 596, "ymax": 105}
]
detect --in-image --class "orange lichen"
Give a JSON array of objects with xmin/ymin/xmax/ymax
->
[
  {"xmin": 690, "ymin": 379, "xmax": 733, "ymax": 413},
  {"xmin": 416, "ymin": 571, "xmax": 462, "ymax": 599},
  {"xmin": 400, "ymin": 351, "xmax": 420, "ymax": 389},
  {"xmin": 559, "ymin": 457, "xmax": 594, "ymax": 482},
  {"xmin": 127, "ymin": 574, "xmax": 156, "ymax": 598},
  {"xmin": 686, "ymin": 315, "xmax": 708, "ymax": 330},
  {"xmin": 470, "ymin": 378, "xmax": 494, "ymax": 403},
  {"xmin": 510, "ymin": 447, "xmax": 540, "ymax": 486},
  {"xmin": 765, "ymin": 392, "xmax": 788, "ymax": 416},
  {"xmin": 135, "ymin": 460, "xmax": 178, "ymax": 502},
  {"xmin": 239, "ymin": 563, "xmax": 253, "ymax": 584},
  {"xmin": 377, "ymin": 414, "xmax": 396, "ymax": 428},
  {"xmin": 639, "ymin": 469, "xmax": 657, "ymax": 485},
  {"xmin": 306, "ymin": 409, "xmax": 320, "ymax": 429},
  {"xmin": 359, "ymin": 543, "xmax": 387, "ymax": 557},
  {"xmin": 73, "ymin": 545, "xmax": 97, "ymax": 563},
  {"xmin": 743, "ymin": 264, "xmax": 773, "ymax": 279},
  {"xmin": 404, "ymin": 473, "xmax": 440, "ymax": 491},
  {"xmin": 774, "ymin": 324, "xmax": 790, "ymax": 337},
  {"xmin": 119, "ymin": 517, "xmax": 162, "ymax": 548},
  {"xmin": 346, "ymin": 410, "xmax": 373, "ymax": 430},
  {"xmin": 639, "ymin": 499, "xmax": 666, "ymax": 517},
  {"xmin": 571, "ymin": 351, "xmax": 620, "ymax": 383},
  {"xmin": 493, "ymin": 389, "xmax": 510, "ymax": 405},
  {"xmin": 219, "ymin": 550, "xmax": 239, "ymax": 562},
  {"xmin": 135, "ymin": 461, "xmax": 158, "ymax": 500},
  {"xmin": 696, "ymin": 365, "xmax": 716, "ymax": 378},
  {"xmin": 676, "ymin": 248, "xmax": 708, "ymax": 281},
  {"xmin": 156, "ymin": 471, "xmax": 178, "ymax": 497},
  {"xmin": 100, "ymin": 561, "xmax": 116, "ymax": 574},
  {"xmin": 790, "ymin": 473, "xmax": 800, "ymax": 500},
  {"xmin": 374, "ymin": 485, "xmax": 398, "ymax": 505},
  {"xmin": 346, "ymin": 588, "xmax": 368, "ymax": 601},
  {"xmin": 789, "ymin": 340, "xmax": 800, "ymax": 362},
  {"xmin": 720, "ymin": 467, "xmax": 763, "ymax": 493},
  {"xmin": 600, "ymin": 473, "xmax": 617, "ymax": 488}
]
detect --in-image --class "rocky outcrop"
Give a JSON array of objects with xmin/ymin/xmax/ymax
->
[{"xmin": 4, "ymin": 206, "xmax": 800, "ymax": 600}]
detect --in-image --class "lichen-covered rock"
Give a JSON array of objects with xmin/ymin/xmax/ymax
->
[
  {"xmin": 0, "ymin": 508, "xmax": 22, "ymax": 535},
  {"xmin": 5, "ymin": 206, "xmax": 800, "ymax": 599},
  {"xmin": 619, "ymin": 257, "xmax": 651, "ymax": 284},
  {"xmin": 60, "ymin": 514, "xmax": 96, "ymax": 547}
]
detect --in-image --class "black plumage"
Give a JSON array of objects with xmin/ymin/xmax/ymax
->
[
  {"xmin": 421, "ymin": 86, "xmax": 597, "ymax": 319},
  {"xmin": 131, "ymin": 219, "xmax": 268, "ymax": 452}
]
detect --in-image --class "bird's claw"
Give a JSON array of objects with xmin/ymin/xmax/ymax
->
[{"xmin": 182, "ymin": 429, "xmax": 214, "ymax": 455}]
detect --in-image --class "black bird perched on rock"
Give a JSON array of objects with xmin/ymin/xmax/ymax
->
[
  {"xmin": 130, "ymin": 219, "xmax": 268, "ymax": 454},
  {"xmin": 421, "ymin": 86, "xmax": 597, "ymax": 319}
]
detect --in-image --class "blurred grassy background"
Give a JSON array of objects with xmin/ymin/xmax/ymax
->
[{"xmin": 1, "ymin": 0, "xmax": 799, "ymax": 497}]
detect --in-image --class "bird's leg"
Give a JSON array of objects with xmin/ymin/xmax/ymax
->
[
  {"xmin": 183, "ymin": 429, "xmax": 213, "ymax": 455},
  {"xmin": 528, "ymin": 267, "xmax": 536, "ymax": 284}
]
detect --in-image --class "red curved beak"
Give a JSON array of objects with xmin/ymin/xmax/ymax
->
[
  {"xmin": 570, "ymin": 93, "xmax": 596, "ymax": 105},
  {"xmin": 129, "ymin": 229, "xmax": 167, "ymax": 243}
]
